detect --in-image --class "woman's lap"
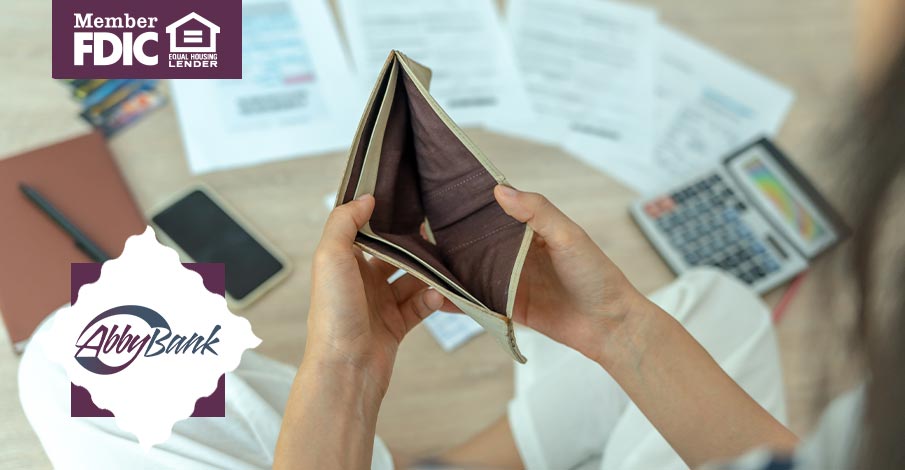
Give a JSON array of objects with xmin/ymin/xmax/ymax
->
[
  {"xmin": 508, "ymin": 267, "xmax": 787, "ymax": 470},
  {"xmin": 18, "ymin": 312, "xmax": 392, "ymax": 469},
  {"xmin": 19, "ymin": 267, "xmax": 784, "ymax": 470}
]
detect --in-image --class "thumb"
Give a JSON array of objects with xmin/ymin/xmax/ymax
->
[
  {"xmin": 318, "ymin": 194, "xmax": 375, "ymax": 252},
  {"xmin": 399, "ymin": 288, "xmax": 445, "ymax": 333},
  {"xmin": 494, "ymin": 185, "xmax": 586, "ymax": 251}
]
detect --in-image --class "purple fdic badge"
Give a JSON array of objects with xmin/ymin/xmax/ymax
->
[
  {"xmin": 52, "ymin": 0, "xmax": 242, "ymax": 79},
  {"xmin": 70, "ymin": 263, "xmax": 227, "ymax": 417}
]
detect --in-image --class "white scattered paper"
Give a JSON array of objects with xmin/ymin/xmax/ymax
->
[
  {"xmin": 337, "ymin": 0, "xmax": 532, "ymax": 129},
  {"xmin": 576, "ymin": 25, "xmax": 795, "ymax": 194},
  {"xmin": 423, "ymin": 311, "xmax": 484, "ymax": 352},
  {"xmin": 506, "ymin": 0, "xmax": 657, "ymax": 154},
  {"xmin": 645, "ymin": 26, "xmax": 795, "ymax": 192},
  {"xmin": 170, "ymin": 0, "xmax": 356, "ymax": 174}
]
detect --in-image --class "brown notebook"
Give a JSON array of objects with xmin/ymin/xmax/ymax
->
[
  {"xmin": 0, "ymin": 132, "xmax": 146, "ymax": 351},
  {"xmin": 336, "ymin": 51, "xmax": 533, "ymax": 363}
]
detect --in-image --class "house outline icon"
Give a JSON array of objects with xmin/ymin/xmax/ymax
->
[{"xmin": 165, "ymin": 12, "xmax": 220, "ymax": 54}]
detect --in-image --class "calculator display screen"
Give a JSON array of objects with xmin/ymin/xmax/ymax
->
[{"xmin": 730, "ymin": 149, "xmax": 836, "ymax": 257}]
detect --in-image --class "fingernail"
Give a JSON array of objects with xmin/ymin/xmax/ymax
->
[
  {"xmin": 424, "ymin": 289, "xmax": 443, "ymax": 310},
  {"xmin": 497, "ymin": 185, "xmax": 518, "ymax": 198},
  {"xmin": 356, "ymin": 193, "xmax": 372, "ymax": 201}
]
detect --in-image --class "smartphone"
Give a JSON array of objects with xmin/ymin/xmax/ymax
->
[{"xmin": 150, "ymin": 185, "xmax": 290, "ymax": 309}]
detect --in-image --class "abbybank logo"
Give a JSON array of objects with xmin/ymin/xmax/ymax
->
[
  {"xmin": 45, "ymin": 228, "xmax": 260, "ymax": 447},
  {"xmin": 74, "ymin": 305, "xmax": 221, "ymax": 375},
  {"xmin": 53, "ymin": 0, "xmax": 241, "ymax": 79}
]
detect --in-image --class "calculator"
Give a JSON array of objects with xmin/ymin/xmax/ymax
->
[{"xmin": 631, "ymin": 138, "xmax": 848, "ymax": 294}]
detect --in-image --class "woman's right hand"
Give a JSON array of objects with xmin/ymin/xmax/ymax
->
[
  {"xmin": 446, "ymin": 186, "xmax": 800, "ymax": 468},
  {"xmin": 448, "ymin": 185, "xmax": 648, "ymax": 365},
  {"xmin": 495, "ymin": 185, "xmax": 648, "ymax": 364}
]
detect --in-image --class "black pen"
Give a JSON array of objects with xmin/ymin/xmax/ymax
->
[{"xmin": 19, "ymin": 183, "xmax": 111, "ymax": 263}]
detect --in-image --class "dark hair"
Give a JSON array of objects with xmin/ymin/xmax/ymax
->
[{"xmin": 847, "ymin": 43, "xmax": 905, "ymax": 469}]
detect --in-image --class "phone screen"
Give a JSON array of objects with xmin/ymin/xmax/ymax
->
[{"xmin": 151, "ymin": 189, "xmax": 284, "ymax": 301}]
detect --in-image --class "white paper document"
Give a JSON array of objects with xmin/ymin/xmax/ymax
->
[
  {"xmin": 643, "ymin": 26, "xmax": 795, "ymax": 193},
  {"xmin": 337, "ymin": 0, "xmax": 532, "ymax": 128},
  {"xmin": 578, "ymin": 25, "xmax": 795, "ymax": 194},
  {"xmin": 171, "ymin": 0, "xmax": 355, "ymax": 174},
  {"xmin": 507, "ymin": 0, "xmax": 657, "ymax": 159},
  {"xmin": 422, "ymin": 311, "xmax": 484, "ymax": 352}
]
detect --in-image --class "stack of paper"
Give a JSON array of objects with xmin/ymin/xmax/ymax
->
[
  {"xmin": 338, "ymin": 0, "xmax": 532, "ymax": 129},
  {"xmin": 504, "ymin": 0, "xmax": 658, "ymax": 188},
  {"xmin": 170, "ymin": 0, "xmax": 794, "ymax": 196},
  {"xmin": 171, "ymin": 0, "xmax": 356, "ymax": 174},
  {"xmin": 639, "ymin": 26, "xmax": 795, "ymax": 193},
  {"xmin": 503, "ymin": 0, "xmax": 793, "ymax": 194}
]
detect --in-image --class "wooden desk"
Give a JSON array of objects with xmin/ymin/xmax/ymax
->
[{"xmin": 0, "ymin": 0, "xmax": 859, "ymax": 467}]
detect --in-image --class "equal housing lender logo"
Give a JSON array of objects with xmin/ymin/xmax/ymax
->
[{"xmin": 52, "ymin": 0, "xmax": 242, "ymax": 78}]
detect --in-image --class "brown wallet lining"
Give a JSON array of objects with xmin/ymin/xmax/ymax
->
[{"xmin": 341, "ymin": 55, "xmax": 526, "ymax": 316}]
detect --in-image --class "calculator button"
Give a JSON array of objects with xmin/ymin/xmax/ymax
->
[
  {"xmin": 655, "ymin": 179, "xmax": 780, "ymax": 287},
  {"xmin": 644, "ymin": 202, "xmax": 662, "ymax": 218},
  {"xmin": 646, "ymin": 196, "xmax": 677, "ymax": 219},
  {"xmin": 659, "ymin": 197, "xmax": 676, "ymax": 212}
]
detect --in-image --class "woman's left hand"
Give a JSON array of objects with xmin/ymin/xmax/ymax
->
[
  {"xmin": 275, "ymin": 194, "xmax": 443, "ymax": 469},
  {"xmin": 305, "ymin": 194, "xmax": 445, "ymax": 395}
]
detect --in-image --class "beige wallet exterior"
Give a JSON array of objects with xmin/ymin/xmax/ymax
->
[{"xmin": 335, "ymin": 51, "xmax": 532, "ymax": 363}]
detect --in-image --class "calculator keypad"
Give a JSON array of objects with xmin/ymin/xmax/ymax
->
[{"xmin": 643, "ymin": 174, "xmax": 781, "ymax": 285}]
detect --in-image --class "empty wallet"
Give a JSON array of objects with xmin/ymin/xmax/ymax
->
[{"xmin": 335, "ymin": 51, "xmax": 533, "ymax": 362}]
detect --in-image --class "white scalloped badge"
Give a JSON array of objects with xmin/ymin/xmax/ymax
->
[{"xmin": 43, "ymin": 226, "xmax": 261, "ymax": 448}]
